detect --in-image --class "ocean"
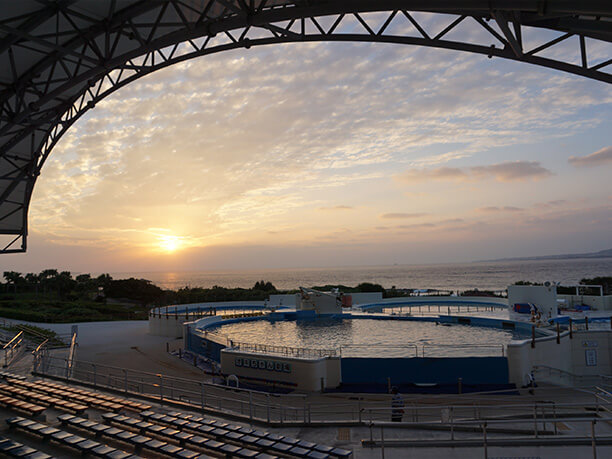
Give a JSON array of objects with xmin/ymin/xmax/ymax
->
[{"xmin": 111, "ymin": 257, "xmax": 612, "ymax": 292}]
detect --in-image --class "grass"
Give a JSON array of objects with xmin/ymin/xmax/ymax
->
[
  {"xmin": 2, "ymin": 324, "xmax": 66, "ymax": 347},
  {"xmin": 0, "ymin": 293, "xmax": 150, "ymax": 323}
]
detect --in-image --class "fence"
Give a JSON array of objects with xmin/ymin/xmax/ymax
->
[
  {"xmin": 229, "ymin": 342, "xmax": 338, "ymax": 358},
  {"xmin": 34, "ymin": 354, "xmax": 611, "ymax": 428},
  {"xmin": 534, "ymin": 365, "xmax": 612, "ymax": 390},
  {"xmin": 364, "ymin": 417, "xmax": 611, "ymax": 459},
  {"xmin": 381, "ymin": 304, "xmax": 506, "ymax": 315}
]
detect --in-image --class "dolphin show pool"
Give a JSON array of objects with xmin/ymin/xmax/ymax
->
[{"xmin": 208, "ymin": 317, "xmax": 533, "ymax": 358}]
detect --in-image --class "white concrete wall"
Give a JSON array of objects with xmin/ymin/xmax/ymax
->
[
  {"xmin": 299, "ymin": 291, "xmax": 341, "ymax": 314},
  {"xmin": 325, "ymin": 357, "xmax": 342, "ymax": 388},
  {"xmin": 149, "ymin": 313, "xmax": 187, "ymax": 337},
  {"xmin": 507, "ymin": 329, "xmax": 612, "ymax": 386},
  {"xmin": 268, "ymin": 294, "xmax": 300, "ymax": 307},
  {"xmin": 569, "ymin": 331, "xmax": 612, "ymax": 377},
  {"xmin": 220, "ymin": 349, "xmax": 342, "ymax": 391},
  {"xmin": 149, "ymin": 301, "xmax": 266, "ymax": 337},
  {"xmin": 508, "ymin": 285, "xmax": 557, "ymax": 319},
  {"xmin": 350, "ymin": 292, "xmax": 383, "ymax": 305},
  {"xmin": 557, "ymin": 294, "xmax": 612, "ymax": 311}
]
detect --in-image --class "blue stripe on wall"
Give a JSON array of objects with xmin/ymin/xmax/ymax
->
[{"xmin": 341, "ymin": 357, "xmax": 509, "ymax": 385}]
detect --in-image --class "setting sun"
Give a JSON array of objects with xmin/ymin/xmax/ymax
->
[{"xmin": 157, "ymin": 234, "xmax": 183, "ymax": 253}]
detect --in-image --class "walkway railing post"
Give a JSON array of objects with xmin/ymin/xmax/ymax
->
[
  {"xmin": 591, "ymin": 420, "xmax": 597, "ymax": 459},
  {"xmin": 482, "ymin": 422, "xmax": 487, "ymax": 459},
  {"xmin": 380, "ymin": 425, "xmax": 385, "ymax": 459},
  {"xmin": 201, "ymin": 383, "xmax": 205, "ymax": 410}
]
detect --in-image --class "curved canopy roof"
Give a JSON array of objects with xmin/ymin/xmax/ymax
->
[{"xmin": 0, "ymin": 0, "xmax": 610, "ymax": 252}]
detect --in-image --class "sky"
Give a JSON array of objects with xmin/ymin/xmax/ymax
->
[{"xmin": 4, "ymin": 13, "xmax": 612, "ymax": 273}]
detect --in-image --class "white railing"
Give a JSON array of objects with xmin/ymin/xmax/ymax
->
[
  {"xmin": 534, "ymin": 365, "xmax": 612, "ymax": 390},
  {"xmin": 229, "ymin": 342, "xmax": 338, "ymax": 358}
]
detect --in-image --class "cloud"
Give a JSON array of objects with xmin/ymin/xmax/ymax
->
[
  {"xmin": 568, "ymin": 146, "xmax": 612, "ymax": 167},
  {"xmin": 318, "ymin": 205, "xmax": 354, "ymax": 211},
  {"xmin": 470, "ymin": 161, "xmax": 553, "ymax": 182},
  {"xmin": 396, "ymin": 167, "xmax": 466, "ymax": 183},
  {"xmin": 533, "ymin": 200, "xmax": 567, "ymax": 209},
  {"xmin": 396, "ymin": 161, "xmax": 552, "ymax": 184},
  {"xmin": 476, "ymin": 206, "xmax": 524, "ymax": 213},
  {"xmin": 15, "ymin": 37, "xmax": 610, "ymax": 271},
  {"xmin": 380, "ymin": 212, "xmax": 429, "ymax": 219}
]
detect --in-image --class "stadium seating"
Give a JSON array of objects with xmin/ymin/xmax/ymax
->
[
  {"xmin": 106, "ymin": 411, "xmax": 351, "ymax": 458},
  {"xmin": 0, "ymin": 434, "xmax": 51, "ymax": 458},
  {"xmin": 0, "ymin": 393, "xmax": 46, "ymax": 417},
  {"xmin": 6, "ymin": 416, "xmax": 142, "ymax": 458},
  {"xmin": 6, "ymin": 377, "xmax": 150, "ymax": 412},
  {"xmin": 0, "ymin": 383, "xmax": 87, "ymax": 414},
  {"xmin": 58, "ymin": 414, "xmax": 217, "ymax": 458},
  {"xmin": 150, "ymin": 411, "xmax": 351, "ymax": 458},
  {"xmin": 0, "ymin": 371, "xmax": 351, "ymax": 459}
]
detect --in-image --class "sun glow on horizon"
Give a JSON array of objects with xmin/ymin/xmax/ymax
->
[{"xmin": 157, "ymin": 234, "xmax": 185, "ymax": 253}]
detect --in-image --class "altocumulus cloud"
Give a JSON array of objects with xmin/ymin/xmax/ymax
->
[
  {"xmin": 396, "ymin": 161, "xmax": 552, "ymax": 184},
  {"xmin": 23, "ymin": 35, "xmax": 608, "ymax": 266},
  {"xmin": 380, "ymin": 212, "xmax": 429, "ymax": 219},
  {"xmin": 568, "ymin": 146, "xmax": 612, "ymax": 167},
  {"xmin": 476, "ymin": 206, "xmax": 524, "ymax": 213},
  {"xmin": 318, "ymin": 205, "xmax": 354, "ymax": 211}
]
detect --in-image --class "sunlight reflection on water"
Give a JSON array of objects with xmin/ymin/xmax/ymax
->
[{"xmin": 212, "ymin": 317, "xmax": 533, "ymax": 357}]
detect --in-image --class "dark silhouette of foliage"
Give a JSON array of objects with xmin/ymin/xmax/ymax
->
[{"xmin": 580, "ymin": 277, "xmax": 612, "ymax": 295}]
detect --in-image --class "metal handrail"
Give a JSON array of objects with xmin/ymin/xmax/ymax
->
[
  {"xmin": 2, "ymin": 331, "xmax": 23, "ymax": 350},
  {"xmin": 2, "ymin": 331, "xmax": 24, "ymax": 367},
  {"xmin": 35, "ymin": 354, "xmax": 612, "ymax": 429},
  {"xmin": 31, "ymin": 339, "xmax": 49, "ymax": 355},
  {"xmin": 67, "ymin": 333, "xmax": 77, "ymax": 371}
]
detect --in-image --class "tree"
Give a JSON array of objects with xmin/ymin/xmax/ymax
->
[
  {"xmin": 56, "ymin": 271, "xmax": 76, "ymax": 299},
  {"xmin": 105, "ymin": 278, "xmax": 163, "ymax": 305},
  {"xmin": 25, "ymin": 273, "xmax": 40, "ymax": 295},
  {"xmin": 3, "ymin": 271, "xmax": 23, "ymax": 293},
  {"xmin": 253, "ymin": 280, "xmax": 277, "ymax": 292},
  {"xmin": 39, "ymin": 269, "xmax": 59, "ymax": 295},
  {"xmin": 580, "ymin": 277, "xmax": 612, "ymax": 295},
  {"xmin": 75, "ymin": 273, "xmax": 95, "ymax": 297},
  {"xmin": 356, "ymin": 282, "xmax": 385, "ymax": 293}
]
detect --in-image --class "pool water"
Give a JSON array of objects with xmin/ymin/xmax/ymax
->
[{"xmin": 210, "ymin": 317, "xmax": 532, "ymax": 357}]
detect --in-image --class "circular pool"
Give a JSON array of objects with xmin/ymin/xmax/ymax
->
[{"xmin": 209, "ymin": 317, "xmax": 533, "ymax": 357}]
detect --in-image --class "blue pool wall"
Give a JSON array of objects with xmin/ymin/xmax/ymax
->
[{"xmin": 341, "ymin": 357, "xmax": 509, "ymax": 385}]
